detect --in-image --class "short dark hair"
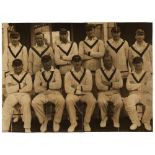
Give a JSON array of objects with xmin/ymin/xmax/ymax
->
[
  {"xmin": 85, "ymin": 24, "xmax": 95, "ymax": 32},
  {"xmin": 35, "ymin": 32, "xmax": 44, "ymax": 37},
  {"xmin": 12, "ymin": 59, "xmax": 23, "ymax": 67},
  {"xmin": 41, "ymin": 55, "xmax": 52, "ymax": 63},
  {"xmin": 136, "ymin": 29, "xmax": 145, "ymax": 35},
  {"xmin": 59, "ymin": 28, "xmax": 68, "ymax": 35},
  {"xmin": 10, "ymin": 32, "xmax": 20, "ymax": 39},
  {"xmin": 132, "ymin": 56, "xmax": 143, "ymax": 64},
  {"xmin": 111, "ymin": 26, "xmax": 121, "ymax": 33}
]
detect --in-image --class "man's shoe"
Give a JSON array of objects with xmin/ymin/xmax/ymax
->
[
  {"xmin": 84, "ymin": 123, "xmax": 91, "ymax": 132},
  {"xmin": 144, "ymin": 123, "xmax": 152, "ymax": 131},
  {"xmin": 100, "ymin": 117, "xmax": 108, "ymax": 128},
  {"xmin": 130, "ymin": 124, "xmax": 138, "ymax": 130},
  {"xmin": 25, "ymin": 129, "xmax": 31, "ymax": 133},
  {"xmin": 53, "ymin": 122, "xmax": 60, "ymax": 132},
  {"xmin": 68, "ymin": 123, "xmax": 77, "ymax": 132},
  {"xmin": 113, "ymin": 121, "xmax": 120, "ymax": 128},
  {"xmin": 40, "ymin": 119, "xmax": 48, "ymax": 132}
]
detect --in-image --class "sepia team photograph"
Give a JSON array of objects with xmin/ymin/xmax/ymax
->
[{"xmin": 2, "ymin": 22, "xmax": 153, "ymax": 133}]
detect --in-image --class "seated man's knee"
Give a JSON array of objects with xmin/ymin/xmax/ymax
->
[
  {"xmin": 5, "ymin": 94, "xmax": 16, "ymax": 103},
  {"xmin": 125, "ymin": 94, "xmax": 136, "ymax": 106},
  {"xmin": 21, "ymin": 95, "xmax": 31, "ymax": 108},
  {"xmin": 22, "ymin": 94, "xmax": 31, "ymax": 103},
  {"xmin": 98, "ymin": 95, "xmax": 107, "ymax": 107},
  {"xmin": 144, "ymin": 94, "xmax": 152, "ymax": 105},
  {"xmin": 57, "ymin": 95, "xmax": 65, "ymax": 106},
  {"xmin": 114, "ymin": 96, "xmax": 123, "ymax": 108},
  {"xmin": 31, "ymin": 96, "xmax": 39, "ymax": 108},
  {"xmin": 86, "ymin": 93, "xmax": 96, "ymax": 104},
  {"xmin": 98, "ymin": 99, "xmax": 107, "ymax": 107},
  {"xmin": 66, "ymin": 94, "xmax": 76, "ymax": 106},
  {"xmin": 125, "ymin": 100, "xmax": 136, "ymax": 111}
]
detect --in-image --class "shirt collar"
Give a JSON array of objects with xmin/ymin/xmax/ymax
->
[
  {"xmin": 60, "ymin": 40, "xmax": 70, "ymax": 44},
  {"xmin": 132, "ymin": 69, "xmax": 145, "ymax": 75},
  {"xmin": 85, "ymin": 36, "xmax": 97, "ymax": 41},
  {"xmin": 11, "ymin": 70, "xmax": 25, "ymax": 76},
  {"xmin": 111, "ymin": 38, "xmax": 123, "ymax": 44},
  {"xmin": 35, "ymin": 43, "xmax": 46, "ymax": 47},
  {"xmin": 71, "ymin": 67, "xmax": 84, "ymax": 73},
  {"xmin": 41, "ymin": 66, "xmax": 55, "ymax": 72},
  {"xmin": 134, "ymin": 41, "xmax": 146, "ymax": 46},
  {"xmin": 9, "ymin": 42, "xmax": 22, "ymax": 48},
  {"xmin": 102, "ymin": 65, "xmax": 115, "ymax": 72}
]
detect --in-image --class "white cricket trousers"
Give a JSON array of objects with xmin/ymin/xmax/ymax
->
[
  {"xmin": 2, "ymin": 93, "xmax": 31, "ymax": 131},
  {"xmin": 98, "ymin": 92, "xmax": 123, "ymax": 123},
  {"xmin": 32, "ymin": 92, "xmax": 65, "ymax": 124},
  {"xmin": 125, "ymin": 93, "xmax": 152, "ymax": 124},
  {"xmin": 66, "ymin": 93, "xmax": 96, "ymax": 125}
]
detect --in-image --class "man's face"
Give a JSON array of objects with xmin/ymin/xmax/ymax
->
[
  {"xmin": 11, "ymin": 37, "xmax": 20, "ymax": 46},
  {"xmin": 35, "ymin": 34, "xmax": 44, "ymax": 46},
  {"xmin": 86, "ymin": 29, "xmax": 95, "ymax": 39},
  {"xmin": 103, "ymin": 56, "xmax": 113, "ymax": 70},
  {"xmin": 42, "ymin": 61, "xmax": 52, "ymax": 71},
  {"xmin": 60, "ymin": 33, "xmax": 68, "ymax": 43},
  {"xmin": 14, "ymin": 65, "xmax": 23, "ymax": 75},
  {"xmin": 112, "ymin": 32, "xmax": 121, "ymax": 41},
  {"xmin": 134, "ymin": 62, "xmax": 143, "ymax": 72},
  {"xmin": 72, "ymin": 61, "xmax": 82, "ymax": 71},
  {"xmin": 135, "ymin": 34, "xmax": 145, "ymax": 42}
]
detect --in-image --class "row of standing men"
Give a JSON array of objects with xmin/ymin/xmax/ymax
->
[
  {"xmin": 3, "ymin": 25, "xmax": 152, "ymax": 77},
  {"xmin": 2, "ymin": 25, "xmax": 152, "ymax": 132}
]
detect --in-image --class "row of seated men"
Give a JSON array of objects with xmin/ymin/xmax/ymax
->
[
  {"xmin": 2, "ymin": 24, "xmax": 152, "ymax": 132},
  {"xmin": 2, "ymin": 54, "xmax": 152, "ymax": 132}
]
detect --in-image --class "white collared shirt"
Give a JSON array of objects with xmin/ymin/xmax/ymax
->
[
  {"xmin": 70, "ymin": 67, "xmax": 85, "ymax": 80},
  {"xmin": 54, "ymin": 41, "xmax": 78, "ymax": 65},
  {"xmin": 79, "ymin": 36, "xmax": 105, "ymax": 71},
  {"xmin": 79, "ymin": 36, "xmax": 105, "ymax": 58},
  {"xmin": 5, "ymin": 70, "xmax": 32, "ymax": 94},
  {"xmin": 95, "ymin": 65, "xmax": 123, "ymax": 92},
  {"xmin": 105, "ymin": 38, "xmax": 129, "ymax": 74},
  {"xmin": 126, "ymin": 69, "xmax": 152, "ymax": 94},
  {"xmin": 64, "ymin": 67, "xmax": 93, "ymax": 94},
  {"xmin": 34, "ymin": 66, "xmax": 62, "ymax": 93},
  {"xmin": 28, "ymin": 44, "xmax": 54, "ymax": 75},
  {"xmin": 100, "ymin": 65, "xmax": 116, "ymax": 77},
  {"xmin": 129, "ymin": 41, "xmax": 152, "ymax": 73},
  {"xmin": 3, "ymin": 42, "xmax": 28, "ymax": 73}
]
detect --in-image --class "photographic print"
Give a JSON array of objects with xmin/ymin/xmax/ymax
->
[{"xmin": 2, "ymin": 22, "xmax": 153, "ymax": 132}]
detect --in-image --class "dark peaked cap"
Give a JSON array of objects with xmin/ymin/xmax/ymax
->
[
  {"xmin": 72, "ymin": 55, "xmax": 82, "ymax": 62},
  {"xmin": 12, "ymin": 59, "xmax": 23, "ymax": 67}
]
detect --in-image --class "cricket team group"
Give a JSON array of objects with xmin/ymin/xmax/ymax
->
[{"xmin": 2, "ymin": 24, "xmax": 152, "ymax": 132}]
